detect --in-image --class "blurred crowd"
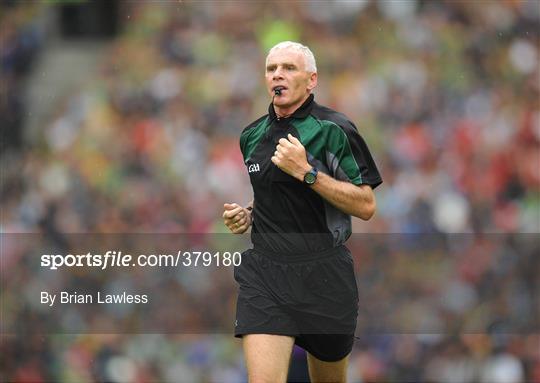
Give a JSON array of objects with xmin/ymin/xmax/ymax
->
[
  {"xmin": 1, "ymin": 0, "xmax": 539, "ymax": 382},
  {"xmin": 0, "ymin": 2, "xmax": 43, "ymax": 152}
]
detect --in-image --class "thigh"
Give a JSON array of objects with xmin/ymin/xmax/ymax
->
[
  {"xmin": 307, "ymin": 352, "xmax": 349, "ymax": 383},
  {"xmin": 243, "ymin": 334, "xmax": 295, "ymax": 383}
]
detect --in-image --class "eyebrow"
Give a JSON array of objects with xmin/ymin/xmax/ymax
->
[{"xmin": 266, "ymin": 62, "xmax": 298, "ymax": 70}]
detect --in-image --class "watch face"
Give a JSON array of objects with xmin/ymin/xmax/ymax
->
[{"xmin": 304, "ymin": 172, "xmax": 316, "ymax": 184}]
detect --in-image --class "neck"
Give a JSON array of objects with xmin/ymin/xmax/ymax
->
[{"xmin": 274, "ymin": 93, "xmax": 310, "ymax": 118}]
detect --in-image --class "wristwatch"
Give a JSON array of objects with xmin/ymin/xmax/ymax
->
[{"xmin": 303, "ymin": 167, "xmax": 318, "ymax": 185}]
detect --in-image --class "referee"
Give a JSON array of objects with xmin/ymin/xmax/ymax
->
[{"xmin": 223, "ymin": 41, "xmax": 382, "ymax": 383}]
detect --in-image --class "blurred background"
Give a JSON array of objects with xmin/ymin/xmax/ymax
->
[{"xmin": 1, "ymin": 0, "xmax": 539, "ymax": 382}]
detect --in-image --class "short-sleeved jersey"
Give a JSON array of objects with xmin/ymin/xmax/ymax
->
[{"xmin": 240, "ymin": 94, "xmax": 382, "ymax": 254}]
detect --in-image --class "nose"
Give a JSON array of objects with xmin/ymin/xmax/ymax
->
[{"xmin": 272, "ymin": 67, "xmax": 284, "ymax": 80}]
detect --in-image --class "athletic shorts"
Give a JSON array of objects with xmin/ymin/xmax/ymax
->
[{"xmin": 233, "ymin": 245, "xmax": 359, "ymax": 362}]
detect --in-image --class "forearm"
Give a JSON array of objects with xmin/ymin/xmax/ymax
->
[{"xmin": 310, "ymin": 171, "xmax": 376, "ymax": 220}]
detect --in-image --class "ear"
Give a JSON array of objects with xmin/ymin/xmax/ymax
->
[{"xmin": 307, "ymin": 72, "xmax": 318, "ymax": 91}]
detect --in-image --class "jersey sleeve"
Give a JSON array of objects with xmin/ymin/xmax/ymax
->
[
  {"xmin": 325, "ymin": 120, "xmax": 382, "ymax": 189},
  {"xmin": 239, "ymin": 115, "xmax": 268, "ymax": 163}
]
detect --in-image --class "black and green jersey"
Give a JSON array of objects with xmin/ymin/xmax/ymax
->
[{"xmin": 240, "ymin": 94, "xmax": 382, "ymax": 254}]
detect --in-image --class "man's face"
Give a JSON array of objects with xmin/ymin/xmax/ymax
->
[{"xmin": 265, "ymin": 48, "xmax": 317, "ymax": 110}]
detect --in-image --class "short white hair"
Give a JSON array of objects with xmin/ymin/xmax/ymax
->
[{"xmin": 266, "ymin": 41, "xmax": 317, "ymax": 73}]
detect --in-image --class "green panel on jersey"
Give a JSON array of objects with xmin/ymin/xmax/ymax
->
[
  {"xmin": 293, "ymin": 117, "xmax": 362, "ymax": 184},
  {"xmin": 240, "ymin": 117, "xmax": 269, "ymax": 162},
  {"xmin": 321, "ymin": 120, "xmax": 362, "ymax": 184},
  {"xmin": 291, "ymin": 116, "xmax": 326, "ymax": 162}
]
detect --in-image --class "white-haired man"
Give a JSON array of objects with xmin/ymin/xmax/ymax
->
[{"xmin": 223, "ymin": 41, "xmax": 382, "ymax": 382}]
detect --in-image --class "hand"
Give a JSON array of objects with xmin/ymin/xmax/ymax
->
[
  {"xmin": 271, "ymin": 134, "xmax": 311, "ymax": 181},
  {"xmin": 223, "ymin": 203, "xmax": 251, "ymax": 234}
]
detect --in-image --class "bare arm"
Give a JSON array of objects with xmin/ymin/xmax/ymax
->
[
  {"xmin": 272, "ymin": 134, "xmax": 376, "ymax": 220},
  {"xmin": 310, "ymin": 172, "xmax": 376, "ymax": 220}
]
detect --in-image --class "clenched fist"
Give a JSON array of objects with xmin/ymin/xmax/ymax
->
[
  {"xmin": 223, "ymin": 203, "xmax": 252, "ymax": 234},
  {"xmin": 271, "ymin": 134, "xmax": 311, "ymax": 181}
]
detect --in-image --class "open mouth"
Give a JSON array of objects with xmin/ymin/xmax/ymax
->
[{"xmin": 273, "ymin": 85, "xmax": 287, "ymax": 93}]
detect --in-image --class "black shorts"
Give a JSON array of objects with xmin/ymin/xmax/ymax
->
[{"xmin": 234, "ymin": 245, "xmax": 359, "ymax": 362}]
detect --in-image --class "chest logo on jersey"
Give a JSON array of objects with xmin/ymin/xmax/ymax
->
[{"xmin": 247, "ymin": 163, "xmax": 260, "ymax": 173}]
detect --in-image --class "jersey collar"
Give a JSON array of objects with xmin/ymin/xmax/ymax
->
[{"xmin": 268, "ymin": 93, "xmax": 315, "ymax": 121}]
